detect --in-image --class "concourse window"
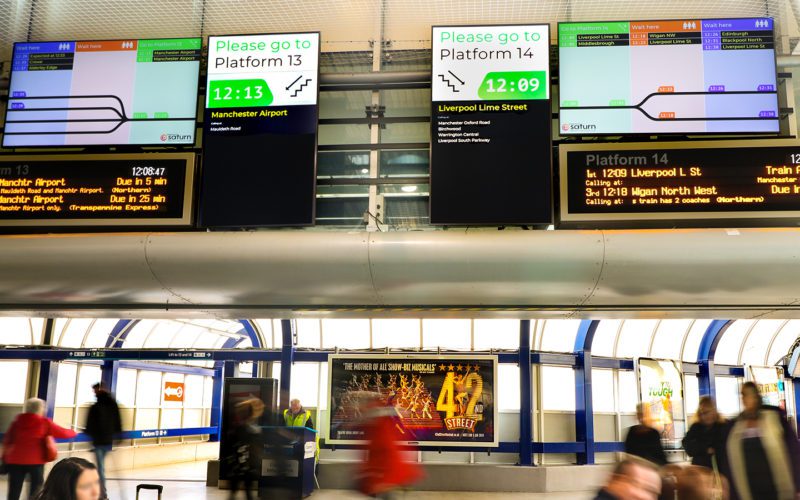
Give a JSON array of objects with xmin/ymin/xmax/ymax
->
[
  {"xmin": 0, "ymin": 318, "xmax": 43, "ymax": 345},
  {"xmin": 321, "ymin": 319, "xmax": 370, "ymax": 349},
  {"xmin": 372, "ymin": 319, "xmax": 421, "ymax": 349},
  {"xmin": 592, "ymin": 369, "xmax": 615, "ymax": 413},
  {"xmin": 537, "ymin": 319, "xmax": 581, "ymax": 353},
  {"xmin": 541, "ymin": 366, "xmax": 576, "ymax": 412},
  {"xmin": 497, "ymin": 364, "xmax": 521, "ymax": 411},
  {"xmin": 473, "ymin": 319, "xmax": 519, "ymax": 350},
  {"xmin": 768, "ymin": 320, "xmax": 800, "ymax": 365},
  {"xmin": 740, "ymin": 320, "xmax": 785, "ymax": 366},
  {"xmin": 715, "ymin": 376, "xmax": 742, "ymax": 416},
  {"xmin": 589, "ymin": 320, "xmax": 622, "ymax": 358},
  {"xmin": 422, "ymin": 319, "xmax": 471, "ymax": 350},
  {"xmin": 0, "ymin": 361, "xmax": 29, "ymax": 405},
  {"xmin": 682, "ymin": 320, "xmax": 713, "ymax": 362},
  {"xmin": 650, "ymin": 320, "xmax": 694, "ymax": 360},
  {"xmin": 295, "ymin": 319, "xmax": 322, "ymax": 348},
  {"xmin": 714, "ymin": 320, "xmax": 754, "ymax": 365},
  {"xmin": 618, "ymin": 371, "xmax": 639, "ymax": 413},
  {"xmin": 615, "ymin": 320, "xmax": 659, "ymax": 359}
]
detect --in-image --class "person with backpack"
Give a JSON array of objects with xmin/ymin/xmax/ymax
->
[{"xmin": 3, "ymin": 397, "xmax": 77, "ymax": 500}]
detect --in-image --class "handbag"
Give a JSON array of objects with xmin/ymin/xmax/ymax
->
[{"xmin": 42, "ymin": 435, "xmax": 57, "ymax": 463}]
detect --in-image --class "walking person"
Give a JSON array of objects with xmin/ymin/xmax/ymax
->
[
  {"xmin": 34, "ymin": 457, "xmax": 101, "ymax": 500},
  {"xmin": 726, "ymin": 381, "xmax": 800, "ymax": 500},
  {"xmin": 683, "ymin": 396, "xmax": 730, "ymax": 472},
  {"xmin": 2, "ymin": 397, "xmax": 77, "ymax": 500},
  {"xmin": 624, "ymin": 403, "xmax": 668, "ymax": 466},
  {"xmin": 227, "ymin": 398, "xmax": 264, "ymax": 500},
  {"xmin": 84, "ymin": 383, "xmax": 121, "ymax": 499}
]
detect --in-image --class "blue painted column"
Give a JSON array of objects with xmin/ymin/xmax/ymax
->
[
  {"xmin": 100, "ymin": 360, "xmax": 119, "ymax": 395},
  {"xmin": 697, "ymin": 320, "xmax": 731, "ymax": 398},
  {"xmin": 574, "ymin": 320, "xmax": 600, "ymax": 465},
  {"xmin": 519, "ymin": 320, "xmax": 533, "ymax": 466},
  {"xmin": 794, "ymin": 379, "xmax": 800, "ymax": 435},
  {"xmin": 238, "ymin": 320, "xmax": 262, "ymax": 378},
  {"xmin": 209, "ymin": 364, "xmax": 224, "ymax": 442},
  {"xmin": 37, "ymin": 318, "xmax": 58, "ymax": 419},
  {"xmin": 279, "ymin": 320, "xmax": 295, "ymax": 413}
]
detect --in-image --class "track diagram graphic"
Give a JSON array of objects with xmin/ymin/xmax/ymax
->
[
  {"xmin": 3, "ymin": 38, "xmax": 201, "ymax": 147},
  {"xmin": 559, "ymin": 18, "xmax": 779, "ymax": 134}
]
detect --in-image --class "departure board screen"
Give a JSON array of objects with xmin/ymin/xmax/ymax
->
[
  {"xmin": 559, "ymin": 18, "xmax": 779, "ymax": 135},
  {"xmin": 559, "ymin": 140, "xmax": 800, "ymax": 223},
  {"xmin": 430, "ymin": 24, "xmax": 552, "ymax": 225},
  {"xmin": 201, "ymin": 32, "xmax": 319, "ymax": 227},
  {"xmin": 0, "ymin": 153, "xmax": 194, "ymax": 226},
  {"xmin": 3, "ymin": 38, "xmax": 201, "ymax": 147}
]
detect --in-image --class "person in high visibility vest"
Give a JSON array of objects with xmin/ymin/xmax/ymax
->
[{"xmin": 283, "ymin": 399, "xmax": 320, "ymax": 464}]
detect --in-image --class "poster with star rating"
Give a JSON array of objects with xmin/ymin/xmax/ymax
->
[{"xmin": 327, "ymin": 354, "xmax": 497, "ymax": 446}]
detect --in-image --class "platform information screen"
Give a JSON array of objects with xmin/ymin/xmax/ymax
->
[
  {"xmin": 3, "ymin": 38, "xmax": 201, "ymax": 147},
  {"xmin": 201, "ymin": 32, "xmax": 319, "ymax": 227},
  {"xmin": 559, "ymin": 140, "xmax": 800, "ymax": 224},
  {"xmin": 430, "ymin": 24, "xmax": 552, "ymax": 225},
  {"xmin": 559, "ymin": 18, "xmax": 779, "ymax": 135},
  {"xmin": 0, "ymin": 153, "xmax": 194, "ymax": 227}
]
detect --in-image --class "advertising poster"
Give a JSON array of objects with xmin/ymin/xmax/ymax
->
[
  {"xmin": 637, "ymin": 358, "xmax": 686, "ymax": 447},
  {"xmin": 328, "ymin": 355, "xmax": 497, "ymax": 446},
  {"xmin": 748, "ymin": 365, "xmax": 786, "ymax": 410}
]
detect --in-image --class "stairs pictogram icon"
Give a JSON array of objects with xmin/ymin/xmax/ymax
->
[{"xmin": 439, "ymin": 71, "xmax": 465, "ymax": 93}]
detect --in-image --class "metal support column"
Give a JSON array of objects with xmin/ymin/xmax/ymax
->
[
  {"xmin": 574, "ymin": 320, "xmax": 600, "ymax": 465},
  {"xmin": 519, "ymin": 320, "xmax": 533, "ymax": 466},
  {"xmin": 210, "ymin": 364, "xmax": 224, "ymax": 442},
  {"xmin": 100, "ymin": 360, "xmax": 119, "ymax": 395},
  {"xmin": 37, "ymin": 319, "xmax": 57, "ymax": 419},
  {"xmin": 575, "ymin": 350, "xmax": 594, "ymax": 465},
  {"xmin": 697, "ymin": 320, "xmax": 731, "ymax": 398},
  {"xmin": 279, "ymin": 320, "xmax": 295, "ymax": 413}
]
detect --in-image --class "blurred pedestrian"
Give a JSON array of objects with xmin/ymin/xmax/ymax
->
[
  {"xmin": 683, "ymin": 396, "xmax": 729, "ymax": 471},
  {"xmin": 357, "ymin": 397, "xmax": 422, "ymax": 499},
  {"xmin": 34, "ymin": 457, "xmax": 101, "ymax": 500},
  {"xmin": 594, "ymin": 456, "xmax": 661, "ymax": 500},
  {"xmin": 228, "ymin": 398, "xmax": 264, "ymax": 500},
  {"xmin": 625, "ymin": 403, "xmax": 668, "ymax": 466},
  {"xmin": 84, "ymin": 383, "xmax": 121, "ymax": 498},
  {"xmin": 659, "ymin": 465, "xmax": 729, "ymax": 500},
  {"xmin": 2, "ymin": 397, "xmax": 76, "ymax": 500},
  {"xmin": 726, "ymin": 381, "xmax": 800, "ymax": 500}
]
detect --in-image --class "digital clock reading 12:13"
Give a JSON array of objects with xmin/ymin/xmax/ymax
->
[{"xmin": 207, "ymin": 78, "xmax": 274, "ymax": 108}]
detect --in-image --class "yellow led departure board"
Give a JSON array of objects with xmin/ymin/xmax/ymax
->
[
  {"xmin": 0, "ymin": 153, "xmax": 194, "ymax": 227},
  {"xmin": 559, "ymin": 140, "xmax": 800, "ymax": 224}
]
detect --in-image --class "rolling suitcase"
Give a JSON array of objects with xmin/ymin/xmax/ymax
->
[{"xmin": 135, "ymin": 483, "xmax": 163, "ymax": 499}]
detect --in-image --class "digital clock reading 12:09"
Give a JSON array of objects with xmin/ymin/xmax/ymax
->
[
  {"xmin": 477, "ymin": 71, "xmax": 547, "ymax": 100},
  {"xmin": 207, "ymin": 78, "xmax": 274, "ymax": 108}
]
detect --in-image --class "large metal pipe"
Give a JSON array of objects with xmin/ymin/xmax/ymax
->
[{"xmin": 0, "ymin": 229, "xmax": 798, "ymax": 319}]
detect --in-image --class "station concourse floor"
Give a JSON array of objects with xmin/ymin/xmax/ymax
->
[{"xmin": 0, "ymin": 461, "xmax": 594, "ymax": 499}]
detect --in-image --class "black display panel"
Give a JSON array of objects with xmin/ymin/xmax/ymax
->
[
  {"xmin": 559, "ymin": 140, "xmax": 800, "ymax": 224},
  {"xmin": 430, "ymin": 25, "xmax": 552, "ymax": 225},
  {"xmin": 0, "ymin": 153, "xmax": 194, "ymax": 227},
  {"xmin": 200, "ymin": 33, "xmax": 319, "ymax": 227}
]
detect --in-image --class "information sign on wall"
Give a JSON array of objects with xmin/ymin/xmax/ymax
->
[
  {"xmin": 430, "ymin": 25, "xmax": 552, "ymax": 225},
  {"xmin": 201, "ymin": 32, "xmax": 319, "ymax": 227}
]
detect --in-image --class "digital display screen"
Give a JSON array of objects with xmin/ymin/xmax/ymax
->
[
  {"xmin": 559, "ymin": 18, "xmax": 779, "ymax": 135},
  {"xmin": 3, "ymin": 38, "xmax": 201, "ymax": 147},
  {"xmin": 430, "ymin": 25, "xmax": 552, "ymax": 225},
  {"xmin": 559, "ymin": 140, "xmax": 800, "ymax": 223},
  {"xmin": 0, "ymin": 153, "xmax": 194, "ymax": 226},
  {"xmin": 200, "ymin": 32, "xmax": 319, "ymax": 227}
]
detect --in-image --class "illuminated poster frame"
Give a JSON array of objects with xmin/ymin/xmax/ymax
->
[
  {"xmin": 327, "ymin": 354, "xmax": 499, "ymax": 447},
  {"xmin": 0, "ymin": 152, "xmax": 195, "ymax": 227},
  {"xmin": 559, "ymin": 139, "xmax": 800, "ymax": 224},
  {"xmin": 636, "ymin": 357, "xmax": 686, "ymax": 449},
  {"xmin": 746, "ymin": 365, "xmax": 786, "ymax": 410}
]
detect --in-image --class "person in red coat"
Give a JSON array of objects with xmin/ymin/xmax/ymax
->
[
  {"xmin": 358, "ymin": 398, "xmax": 423, "ymax": 498},
  {"xmin": 3, "ymin": 398, "xmax": 77, "ymax": 500}
]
